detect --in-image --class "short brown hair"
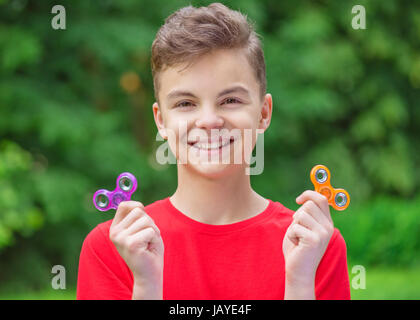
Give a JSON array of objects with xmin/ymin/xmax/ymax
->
[{"xmin": 151, "ymin": 2, "xmax": 266, "ymax": 103}]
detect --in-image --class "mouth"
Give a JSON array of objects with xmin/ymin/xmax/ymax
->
[{"xmin": 188, "ymin": 137, "xmax": 235, "ymax": 151}]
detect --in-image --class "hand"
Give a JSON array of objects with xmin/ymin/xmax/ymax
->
[
  {"xmin": 283, "ymin": 190, "xmax": 334, "ymax": 290},
  {"xmin": 109, "ymin": 201, "xmax": 164, "ymax": 299}
]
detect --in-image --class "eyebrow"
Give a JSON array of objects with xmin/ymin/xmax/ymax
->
[{"xmin": 166, "ymin": 85, "xmax": 251, "ymax": 100}]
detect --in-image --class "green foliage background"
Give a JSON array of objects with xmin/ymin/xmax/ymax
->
[{"xmin": 0, "ymin": 0, "xmax": 419, "ymax": 297}]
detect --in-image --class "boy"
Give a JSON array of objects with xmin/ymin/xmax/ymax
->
[{"xmin": 77, "ymin": 3, "xmax": 350, "ymax": 300}]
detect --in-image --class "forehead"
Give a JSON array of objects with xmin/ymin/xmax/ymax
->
[{"xmin": 159, "ymin": 48, "xmax": 259, "ymax": 100}]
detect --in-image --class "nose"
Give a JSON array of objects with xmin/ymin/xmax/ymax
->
[{"xmin": 194, "ymin": 105, "xmax": 224, "ymax": 129}]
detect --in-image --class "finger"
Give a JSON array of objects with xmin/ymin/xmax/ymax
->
[
  {"xmin": 288, "ymin": 223, "xmax": 318, "ymax": 246},
  {"xmin": 286, "ymin": 220, "xmax": 309, "ymax": 243},
  {"xmin": 127, "ymin": 227, "xmax": 159, "ymax": 250},
  {"xmin": 300, "ymin": 200, "xmax": 332, "ymax": 226},
  {"xmin": 296, "ymin": 190, "xmax": 332, "ymax": 223},
  {"xmin": 112, "ymin": 201, "xmax": 144, "ymax": 226},
  {"xmin": 285, "ymin": 221, "xmax": 299, "ymax": 246},
  {"xmin": 293, "ymin": 209, "xmax": 322, "ymax": 233},
  {"xmin": 124, "ymin": 214, "xmax": 161, "ymax": 237},
  {"xmin": 117, "ymin": 207, "xmax": 145, "ymax": 230}
]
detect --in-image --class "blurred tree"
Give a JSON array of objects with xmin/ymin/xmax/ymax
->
[{"xmin": 0, "ymin": 0, "xmax": 419, "ymax": 292}]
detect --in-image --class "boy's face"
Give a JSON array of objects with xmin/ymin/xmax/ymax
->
[{"xmin": 153, "ymin": 48, "xmax": 272, "ymax": 178}]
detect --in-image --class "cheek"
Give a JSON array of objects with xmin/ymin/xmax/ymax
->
[
  {"xmin": 164, "ymin": 117, "xmax": 193, "ymax": 155},
  {"xmin": 230, "ymin": 112, "xmax": 261, "ymax": 156},
  {"xmin": 233, "ymin": 105, "xmax": 260, "ymax": 124},
  {"xmin": 228, "ymin": 111, "xmax": 260, "ymax": 137}
]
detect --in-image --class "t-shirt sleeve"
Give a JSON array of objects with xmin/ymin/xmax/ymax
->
[
  {"xmin": 76, "ymin": 222, "xmax": 134, "ymax": 300},
  {"xmin": 314, "ymin": 229, "xmax": 351, "ymax": 300}
]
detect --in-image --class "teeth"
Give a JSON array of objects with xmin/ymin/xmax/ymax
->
[{"xmin": 192, "ymin": 140, "xmax": 231, "ymax": 150}]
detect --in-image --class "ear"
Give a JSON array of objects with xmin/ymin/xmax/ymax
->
[
  {"xmin": 152, "ymin": 102, "xmax": 168, "ymax": 139},
  {"xmin": 258, "ymin": 93, "xmax": 272, "ymax": 132}
]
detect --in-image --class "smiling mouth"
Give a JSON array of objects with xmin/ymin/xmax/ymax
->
[{"xmin": 188, "ymin": 137, "xmax": 235, "ymax": 151}]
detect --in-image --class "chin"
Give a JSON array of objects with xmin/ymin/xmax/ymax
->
[{"xmin": 187, "ymin": 162, "xmax": 242, "ymax": 180}]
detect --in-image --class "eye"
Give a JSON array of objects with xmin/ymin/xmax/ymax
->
[
  {"xmin": 221, "ymin": 97, "xmax": 241, "ymax": 105},
  {"xmin": 175, "ymin": 101, "xmax": 195, "ymax": 108}
]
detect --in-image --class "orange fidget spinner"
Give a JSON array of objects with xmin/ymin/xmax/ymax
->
[{"xmin": 310, "ymin": 164, "xmax": 350, "ymax": 211}]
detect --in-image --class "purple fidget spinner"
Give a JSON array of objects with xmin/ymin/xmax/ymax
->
[{"xmin": 93, "ymin": 172, "xmax": 138, "ymax": 211}]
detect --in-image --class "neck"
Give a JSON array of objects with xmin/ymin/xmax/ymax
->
[{"xmin": 169, "ymin": 164, "xmax": 268, "ymax": 225}]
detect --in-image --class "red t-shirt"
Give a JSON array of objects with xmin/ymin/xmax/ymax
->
[{"xmin": 76, "ymin": 197, "xmax": 350, "ymax": 300}]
